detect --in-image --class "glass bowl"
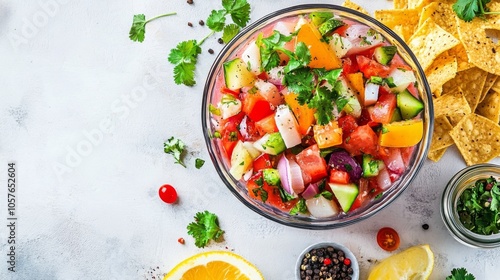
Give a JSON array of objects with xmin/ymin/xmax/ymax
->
[
  {"xmin": 202, "ymin": 4, "xmax": 433, "ymax": 229},
  {"xmin": 296, "ymin": 242, "xmax": 359, "ymax": 280},
  {"xmin": 441, "ymin": 164, "xmax": 500, "ymax": 248}
]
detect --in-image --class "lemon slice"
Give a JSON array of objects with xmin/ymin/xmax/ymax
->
[
  {"xmin": 368, "ymin": 244, "xmax": 434, "ymax": 280},
  {"xmin": 163, "ymin": 251, "xmax": 264, "ymax": 280}
]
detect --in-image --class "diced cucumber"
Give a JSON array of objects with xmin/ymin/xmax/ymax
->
[
  {"xmin": 253, "ymin": 132, "xmax": 286, "ymax": 155},
  {"xmin": 223, "ymin": 58, "xmax": 255, "ymax": 90},
  {"xmin": 373, "ymin": 46, "xmax": 397, "ymax": 66},
  {"xmin": 391, "ymin": 108, "xmax": 402, "ymax": 122},
  {"xmin": 397, "ymin": 89, "xmax": 424, "ymax": 119},
  {"xmin": 362, "ymin": 154, "xmax": 381, "ymax": 177},
  {"xmin": 329, "ymin": 182, "xmax": 359, "ymax": 212},
  {"xmin": 318, "ymin": 18, "xmax": 345, "ymax": 36},
  {"xmin": 263, "ymin": 168, "xmax": 281, "ymax": 186},
  {"xmin": 309, "ymin": 12, "xmax": 334, "ymax": 27}
]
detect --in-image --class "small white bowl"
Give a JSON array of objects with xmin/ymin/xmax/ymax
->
[{"xmin": 296, "ymin": 242, "xmax": 359, "ymax": 280}]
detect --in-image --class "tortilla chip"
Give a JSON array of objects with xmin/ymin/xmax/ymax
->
[
  {"xmin": 374, "ymin": 9, "xmax": 420, "ymax": 42},
  {"xmin": 433, "ymin": 86, "xmax": 443, "ymax": 98},
  {"xmin": 448, "ymin": 114, "xmax": 465, "ymax": 127},
  {"xmin": 393, "ymin": 0, "xmax": 408, "ymax": 9},
  {"xmin": 456, "ymin": 11, "xmax": 500, "ymax": 76},
  {"xmin": 479, "ymin": 74, "xmax": 498, "ymax": 103},
  {"xmin": 449, "ymin": 114, "xmax": 500, "ymax": 165},
  {"xmin": 442, "ymin": 67, "xmax": 488, "ymax": 112},
  {"xmin": 476, "ymin": 90, "xmax": 500, "ymax": 124},
  {"xmin": 408, "ymin": 0, "xmax": 432, "ymax": 9},
  {"xmin": 428, "ymin": 147, "xmax": 448, "ymax": 162},
  {"xmin": 425, "ymin": 52, "xmax": 457, "ymax": 94},
  {"xmin": 418, "ymin": 2, "xmax": 458, "ymax": 36},
  {"xmin": 430, "ymin": 115, "xmax": 454, "ymax": 151},
  {"xmin": 492, "ymin": 76, "xmax": 500, "ymax": 93},
  {"xmin": 342, "ymin": 0, "xmax": 370, "ymax": 15},
  {"xmin": 447, "ymin": 44, "xmax": 474, "ymax": 72},
  {"xmin": 408, "ymin": 18, "xmax": 460, "ymax": 71},
  {"xmin": 433, "ymin": 87, "xmax": 471, "ymax": 118}
]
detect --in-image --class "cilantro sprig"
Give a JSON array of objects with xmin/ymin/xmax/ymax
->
[
  {"xmin": 187, "ymin": 211, "xmax": 225, "ymax": 248},
  {"xmin": 446, "ymin": 267, "xmax": 476, "ymax": 280},
  {"xmin": 129, "ymin": 13, "xmax": 177, "ymax": 42},
  {"xmin": 168, "ymin": 0, "xmax": 251, "ymax": 86},
  {"xmin": 164, "ymin": 136, "xmax": 186, "ymax": 167},
  {"xmin": 453, "ymin": 0, "xmax": 500, "ymax": 21}
]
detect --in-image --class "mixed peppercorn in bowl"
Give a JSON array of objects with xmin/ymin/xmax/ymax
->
[{"xmin": 202, "ymin": 4, "xmax": 433, "ymax": 229}]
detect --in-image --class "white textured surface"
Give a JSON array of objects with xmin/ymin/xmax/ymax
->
[{"xmin": 1, "ymin": 0, "xmax": 500, "ymax": 279}]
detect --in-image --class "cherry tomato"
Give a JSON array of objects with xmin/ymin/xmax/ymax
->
[
  {"xmin": 159, "ymin": 184, "xmax": 178, "ymax": 204},
  {"xmin": 376, "ymin": 227, "xmax": 400, "ymax": 251}
]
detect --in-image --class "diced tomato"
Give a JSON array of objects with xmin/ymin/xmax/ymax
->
[
  {"xmin": 240, "ymin": 116, "xmax": 260, "ymax": 141},
  {"xmin": 242, "ymin": 93, "xmax": 274, "ymax": 122},
  {"xmin": 247, "ymin": 172, "xmax": 297, "ymax": 211},
  {"xmin": 253, "ymin": 154, "xmax": 273, "ymax": 172},
  {"xmin": 220, "ymin": 112, "xmax": 245, "ymax": 158},
  {"xmin": 349, "ymin": 178, "xmax": 369, "ymax": 212},
  {"xmin": 342, "ymin": 57, "xmax": 359, "ymax": 75},
  {"xmin": 370, "ymin": 90, "xmax": 397, "ymax": 124},
  {"xmin": 337, "ymin": 114, "xmax": 358, "ymax": 140},
  {"xmin": 255, "ymin": 113, "xmax": 279, "ymax": 136},
  {"xmin": 257, "ymin": 72, "xmax": 269, "ymax": 80},
  {"xmin": 389, "ymin": 53, "xmax": 412, "ymax": 72},
  {"xmin": 406, "ymin": 82, "xmax": 419, "ymax": 98},
  {"xmin": 356, "ymin": 55, "xmax": 392, "ymax": 79},
  {"xmin": 329, "ymin": 169, "xmax": 351, "ymax": 184},
  {"xmin": 295, "ymin": 144, "xmax": 328, "ymax": 183},
  {"xmin": 333, "ymin": 24, "xmax": 349, "ymax": 36},
  {"xmin": 400, "ymin": 146, "xmax": 415, "ymax": 166},
  {"xmin": 343, "ymin": 125, "xmax": 378, "ymax": 156},
  {"xmin": 358, "ymin": 108, "xmax": 378, "ymax": 127}
]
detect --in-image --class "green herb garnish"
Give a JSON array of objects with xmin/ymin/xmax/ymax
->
[
  {"xmin": 290, "ymin": 198, "xmax": 308, "ymax": 215},
  {"xmin": 164, "ymin": 136, "xmax": 186, "ymax": 167},
  {"xmin": 453, "ymin": 0, "xmax": 500, "ymax": 21},
  {"xmin": 129, "ymin": 13, "xmax": 177, "ymax": 42},
  {"xmin": 195, "ymin": 158, "xmax": 205, "ymax": 169},
  {"xmin": 446, "ymin": 267, "xmax": 476, "ymax": 280},
  {"xmin": 187, "ymin": 211, "xmax": 225, "ymax": 248},
  {"xmin": 457, "ymin": 176, "xmax": 500, "ymax": 235}
]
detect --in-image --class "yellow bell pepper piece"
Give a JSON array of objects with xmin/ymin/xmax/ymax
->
[
  {"xmin": 379, "ymin": 119, "xmax": 424, "ymax": 147},
  {"xmin": 313, "ymin": 121, "xmax": 343, "ymax": 149},
  {"xmin": 296, "ymin": 23, "xmax": 342, "ymax": 70}
]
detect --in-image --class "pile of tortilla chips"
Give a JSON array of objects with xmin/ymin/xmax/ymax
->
[{"xmin": 343, "ymin": 0, "xmax": 500, "ymax": 165}]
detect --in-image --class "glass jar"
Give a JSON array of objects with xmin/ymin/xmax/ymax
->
[{"xmin": 441, "ymin": 164, "xmax": 500, "ymax": 248}]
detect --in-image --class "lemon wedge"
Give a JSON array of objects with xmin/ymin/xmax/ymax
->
[
  {"xmin": 368, "ymin": 244, "xmax": 434, "ymax": 280},
  {"xmin": 163, "ymin": 251, "xmax": 264, "ymax": 280}
]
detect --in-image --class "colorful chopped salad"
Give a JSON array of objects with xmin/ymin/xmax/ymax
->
[{"xmin": 209, "ymin": 11, "xmax": 424, "ymax": 218}]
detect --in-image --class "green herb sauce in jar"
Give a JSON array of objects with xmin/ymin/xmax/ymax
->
[{"xmin": 457, "ymin": 176, "xmax": 500, "ymax": 235}]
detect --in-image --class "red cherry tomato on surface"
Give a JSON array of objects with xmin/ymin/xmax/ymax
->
[
  {"xmin": 377, "ymin": 227, "xmax": 400, "ymax": 251},
  {"xmin": 159, "ymin": 184, "xmax": 177, "ymax": 204}
]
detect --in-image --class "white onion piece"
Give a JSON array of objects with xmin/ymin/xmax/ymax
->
[
  {"xmin": 242, "ymin": 142, "xmax": 261, "ymax": 159},
  {"xmin": 239, "ymin": 116, "xmax": 249, "ymax": 139},
  {"xmin": 275, "ymin": 105, "xmax": 302, "ymax": 148},
  {"xmin": 243, "ymin": 168, "xmax": 253, "ymax": 181},
  {"xmin": 377, "ymin": 162, "xmax": 392, "ymax": 190},
  {"xmin": 388, "ymin": 68, "xmax": 416, "ymax": 93},
  {"xmin": 305, "ymin": 196, "xmax": 340, "ymax": 218},
  {"xmin": 364, "ymin": 82, "xmax": 379, "ymax": 106},
  {"xmin": 254, "ymin": 79, "xmax": 283, "ymax": 107},
  {"xmin": 302, "ymin": 182, "xmax": 321, "ymax": 200},
  {"xmin": 241, "ymin": 40, "xmax": 261, "ymax": 75},
  {"xmin": 288, "ymin": 157, "xmax": 305, "ymax": 194}
]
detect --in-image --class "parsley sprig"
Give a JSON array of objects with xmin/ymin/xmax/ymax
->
[
  {"xmin": 187, "ymin": 211, "xmax": 225, "ymax": 248},
  {"xmin": 168, "ymin": 0, "xmax": 251, "ymax": 86},
  {"xmin": 453, "ymin": 0, "xmax": 500, "ymax": 21},
  {"xmin": 446, "ymin": 267, "xmax": 476, "ymax": 280},
  {"xmin": 129, "ymin": 13, "xmax": 177, "ymax": 42}
]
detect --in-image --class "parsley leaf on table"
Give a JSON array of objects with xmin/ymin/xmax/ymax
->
[
  {"xmin": 187, "ymin": 211, "xmax": 225, "ymax": 248},
  {"xmin": 129, "ymin": 13, "xmax": 177, "ymax": 42},
  {"xmin": 446, "ymin": 267, "xmax": 476, "ymax": 280},
  {"xmin": 453, "ymin": 0, "xmax": 500, "ymax": 21},
  {"xmin": 168, "ymin": 0, "xmax": 251, "ymax": 86},
  {"xmin": 164, "ymin": 136, "xmax": 186, "ymax": 167}
]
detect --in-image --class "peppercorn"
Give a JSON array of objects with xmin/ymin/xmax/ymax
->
[
  {"xmin": 186, "ymin": 0, "xmax": 193, "ymax": 4},
  {"xmin": 300, "ymin": 246, "xmax": 354, "ymax": 280},
  {"xmin": 208, "ymin": 48, "xmax": 214, "ymax": 54},
  {"xmin": 199, "ymin": 20, "xmax": 205, "ymax": 26},
  {"xmin": 422, "ymin": 224, "xmax": 429, "ymax": 230},
  {"xmin": 187, "ymin": 22, "xmax": 193, "ymax": 27},
  {"xmin": 218, "ymin": 38, "xmax": 224, "ymax": 44}
]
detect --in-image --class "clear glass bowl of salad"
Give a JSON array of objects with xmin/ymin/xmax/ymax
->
[
  {"xmin": 441, "ymin": 164, "xmax": 500, "ymax": 248},
  {"xmin": 202, "ymin": 4, "xmax": 433, "ymax": 229}
]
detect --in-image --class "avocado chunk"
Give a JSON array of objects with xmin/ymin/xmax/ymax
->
[
  {"xmin": 263, "ymin": 168, "xmax": 281, "ymax": 186},
  {"xmin": 253, "ymin": 132, "xmax": 286, "ymax": 155},
  {"xmin": 309, "ymin": 11, "xmax": 334, "ymax": 27},
  {"xmin": 329, "ymin": 182, "xmax": 359, "ymax": 212},
  {"xmin": 223, "ymin": 58, "xmax": 255, "ymax": 90},
  {"xmin": 374, "ymin": 46, "xmax": 397, "ymax": 65},
  {"xmin": 318, "ymin": 18, "xmax": 345, "ymax": 36},
  {"xmin": 397, "ymin": 89, "xmax": 424, "ymax": 119},
  {"xmin": 362, "ymin": 154, "xmax": 381, "ymax": 177}
]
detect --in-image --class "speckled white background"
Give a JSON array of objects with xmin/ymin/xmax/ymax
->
[{"xmin": 1, "ymin": 0, "xmax": 500, "ymax": 279}]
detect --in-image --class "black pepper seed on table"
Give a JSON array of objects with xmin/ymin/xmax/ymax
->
[
  {"xmin": 199, "ymin": 20, "xmax": 205, "ymax": 26},
  {"xmin": 299, "ymin": 246, "xmax": 353, "ymax": 280}
]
